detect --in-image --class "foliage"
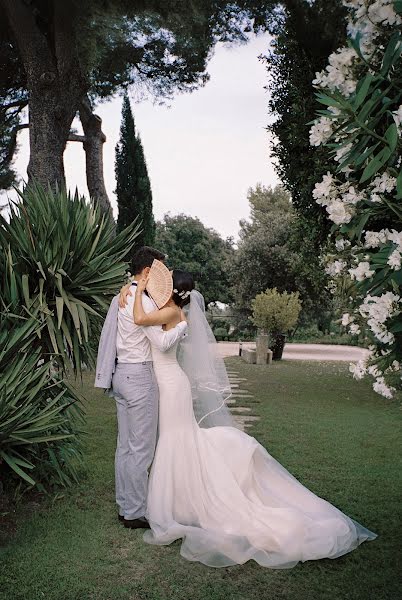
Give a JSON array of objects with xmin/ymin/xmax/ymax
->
[
  {"xmin": 251, "ymin": 288, "xmax": 301, "ymax": 333},
  {"xmin": 0, "ymin": 183, "xmax": 140, "ymax": 375},
  {"xmin": 228, "ymin": 184, "xmax": 330, "ymax": 326},
  {"xmin": 310, "ymin": 0, "xmax": 402, "ymax": 398},
  {"xmin": 115, "ymin": 95, "xmax": 155, "ymax": 252},
  {"xmin": 0, "ymin": 313, "xmax": 84, "ymax": 489},
  {"xmin": 261, "ymin": 0, "xmax": 347, "ymax": 318},
  {"xmin": 155, "ymin": 213, "xmax": 234, "ymax": 305},
  {"xmin": 0, "ymin": 0, "xmax": 276, "ymax": 189}
]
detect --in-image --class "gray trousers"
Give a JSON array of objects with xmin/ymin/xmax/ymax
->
[{"xmin": 111, "ymin": 362, "xmax": 158, "ymax": 520}]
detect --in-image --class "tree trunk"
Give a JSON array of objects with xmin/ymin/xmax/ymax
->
[
  {"xmin": 79, "ymin": 97, "xmax": 113, "ymax": 215},
  {"xmin": 2, "ymin": 0, "xmax": 87, "ymax": 190},
  {"xmin": 28, "ymin": 83, "xmax": 78, "ymax": 188}
]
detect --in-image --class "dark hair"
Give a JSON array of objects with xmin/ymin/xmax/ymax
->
[
  {"xmin": 131, "ymin": 246, "xmax": 165, "ymax": 275},
  {"xmin": 172, "ymin": 270, "xmax": 194, "ymax": 308}
]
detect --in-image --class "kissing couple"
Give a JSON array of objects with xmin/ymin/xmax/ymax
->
[{"xmin": 95, "ymin": 246, "xmax": 376, "ymax": 569}]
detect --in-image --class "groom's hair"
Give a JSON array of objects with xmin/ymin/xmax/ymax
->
[{"xmin": 131, "ymin": 246, "xmax": 165, "ymax": 274}]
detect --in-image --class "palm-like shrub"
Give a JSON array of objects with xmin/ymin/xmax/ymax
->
[
  {"xmin": 0, "ymin": 184, "xmax": 139, "ymax": 489},
  {"xmin": 0, "ymin": 184, "xmax": 140, "ymax": 374},
  {"xmin": 0, "ymin": 312, "xmax": 84, "ymax": 489}
]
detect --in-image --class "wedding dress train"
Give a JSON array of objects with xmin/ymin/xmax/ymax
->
[{"xmin": 144, "ymin": 342, "xmax": 376, "ymax": 568}]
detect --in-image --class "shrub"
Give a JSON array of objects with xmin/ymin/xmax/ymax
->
[
  {"xmin": 251, "ymin": 288, "xmax": 301, "ymax": 333},
  {"xmin": 0, "ymin": 183, "xmax": 140, "ymax": 375}
]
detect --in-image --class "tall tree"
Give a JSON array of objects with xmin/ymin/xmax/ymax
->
[
  {"xmin": 115, "ymin": 96, "xmax": 155, "ymax": 251},
  {"xmin": 228, "ymin": 184, "xmax": 332, "ymax": 326},
  {"xmin": 0, "ymin": 0, "xmax": 275, "ymax": 206},
  {"xmin": 155, "ymin": 214, "xmax": 234, "ymax": 306}
]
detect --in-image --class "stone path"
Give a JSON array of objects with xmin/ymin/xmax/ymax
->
[
  {"xmin": 226, "ymin": 370, "xmax": 260, "ymax": 432},
  {"xmin": 219, "ymin": 342, "xmax": 369, "ymax": 362}
]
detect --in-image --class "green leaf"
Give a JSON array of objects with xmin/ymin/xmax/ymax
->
[
  {"xmin": 395, "ymin": 0, "xmax": 402, "ymax": 14},
  {"xmin": 384, "ymin": 122, "xmax": 398, "ymax": 153},
  {"xmin": 396, "ymin": 169, "xmax": 402, "ymax": 200},
  {"xmin": 353, "ymin": 73, "xmax": 373, "ymax": 109},
  {"xmin": 55, "ymin": 296, "xmax": 64, "ymax": 329},
  {"xmin": 360, "ymin": 147, "xmax": 392, "ymax": 183}
]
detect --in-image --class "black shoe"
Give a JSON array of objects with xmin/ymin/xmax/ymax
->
[
  {"xmin": 123, "ymin": 517, "xmax": 151, "ymax": 529},
  {"xmin": 118, "ymin": 514, "xmax": 125, "ymax": 523}
]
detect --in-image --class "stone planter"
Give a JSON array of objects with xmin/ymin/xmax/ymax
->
[
  {"xmin": 256, "ymin": 331, "xmax": 269, "ymax": 365},
  {"xmin": 271, "ymin": 333, "xmax": 286, "ymax": 360}
]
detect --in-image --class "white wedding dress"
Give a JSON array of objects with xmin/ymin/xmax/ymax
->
[{"xmin": 144, "ymin": 341, "xmax": 376, "ymax": 568}]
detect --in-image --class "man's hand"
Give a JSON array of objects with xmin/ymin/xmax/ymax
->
[
  {"xmin": 118, "ymin": 282, "xmax": 133, "ymax": 308},
  {"xmin": 137, "ymin": 276, "xmax": 149, "ymax": 293}
]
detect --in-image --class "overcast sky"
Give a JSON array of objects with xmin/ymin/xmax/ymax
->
[{"xmin": 5, "ymin": 33, "xmax": 279, "ymax": 240}]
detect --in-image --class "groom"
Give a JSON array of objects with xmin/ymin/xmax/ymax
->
[{"xmin": 95, "ymin": 246, "xmax": 188, "ymax": 529}]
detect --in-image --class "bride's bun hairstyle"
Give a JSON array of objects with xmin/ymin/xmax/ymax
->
[{"xmin": 172, "ymin": 270, "xmax": 194, "ymax": 308}]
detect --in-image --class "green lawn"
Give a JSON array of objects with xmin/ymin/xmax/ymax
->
[{"xmin": 1, "ymin": 359, "xmax": 401, "ymax": 600}]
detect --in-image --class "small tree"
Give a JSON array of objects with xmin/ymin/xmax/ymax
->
[
  {"xmin": 115, "ymin": 96, "xmax": 155, "ymax": 253},
  {"xmin": 251, "ymin": 288, "xmax": 301, "ymax": 334}
]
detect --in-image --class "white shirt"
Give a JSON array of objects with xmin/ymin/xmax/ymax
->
[{"xmin": 116, "ymin": 285, "xmax": 187, "ymax": 363}]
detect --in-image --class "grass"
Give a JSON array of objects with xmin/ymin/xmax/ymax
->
[{"xmin": 0, "ymin": 359, "xmax": 401, "ymax": 600}]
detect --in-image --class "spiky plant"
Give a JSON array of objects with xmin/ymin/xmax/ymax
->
[{"xmin": 0, "ymin": 183, "xmax": 140, "ymax": 374}]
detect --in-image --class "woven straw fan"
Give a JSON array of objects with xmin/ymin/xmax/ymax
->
[{"xmin": 146, "ymin": 259, "xmax": 173, "ymax": 308}]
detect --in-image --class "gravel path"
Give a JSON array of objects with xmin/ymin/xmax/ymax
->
[{"xmin": 218, "ymin": 341, "xmax": 369, "ymax": 362}]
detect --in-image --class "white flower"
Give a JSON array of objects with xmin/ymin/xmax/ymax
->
[
  {"xmin": 392, "ymin": 105, "xmax": 402, "ymax": 131},
  {"xmin": 349, "ymin": 323, "xmax": 361, "ymax": 335},
  {"xmin": 334, "ymin": 143, "xmax": 353, "ymax": 163},
  {"xmin": 387, "ymin": 229, "xmax": 402, "ymax": 249},
  {"xmin": 349, "ymin": 261, "xmax": 374, "ymax": 281},
  {"xmin": 349, "ymin": 360, "xmax": 366, "ymax": 380},
  {"xmin": 326, "ymin": 259, "xmax": 347, "ymax": 276},
  {"xmin": 327, "ymin": 200, "xmax": 353, "ymax": 224},
  {"xmin": 368, "ymin": 1, "xmax": 402, "ymax": 26},
  {"xmin": 342, "ymin": 312, "xmax": 354, "ymax": 326},
  {"xmin": 392, "ymin": 360, "xmax": 400, "ymax": 371},
  {"xmin": 367, "ymin": 364, "xmax": 382, "ymax": 378},
  {"xmin": 370, "ymin": 193, "xmax": 382, "ymax": 203},
  {"xmin": 388, "ymin": 249, "xmax": 402, "ymax": 270},
  {"xmin": 313, "ymin": 47, "xmax": 357, "ymax": 96},
  {"xmin": 343, "ymin": 185, "xmax": 363, "ymax": 205},
  {"xmin": 371, "ymin": 171, "xmax": 396, "ymax": 193},
  {"xmin": 309, "ymin": 117, "xmax": 333, "ymax": 146},
  {"xmin": 335, "ymin": 237, "xmax": 351, "ymax": 251},
  {"xmin": 373, "ymin": 377, "xmax": 395, "ymax": 399},
  {"xmin": 364, "ymin": 230, "xmax": 388, "ymax": 248},
  {"xmin": 312, "ymin": 172, "xmax": 334, "ymax": 203}
]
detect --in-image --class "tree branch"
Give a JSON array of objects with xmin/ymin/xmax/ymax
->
[
  {"xmin": 68, "ymin": 133, "xmax": 86, "ymax": 142},
  {"xmin": 2, "ymin": 99, "xmax": 29, "ymax": 111}
]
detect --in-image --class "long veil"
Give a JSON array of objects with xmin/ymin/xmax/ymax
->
[{"xmin": 177, "ymin": 290, "xmax": 234, "ymax": 428}]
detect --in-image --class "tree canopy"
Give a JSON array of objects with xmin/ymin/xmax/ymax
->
[
  {"xmin": 0, "ymin": 0, "xmax": 275, "ymax": 199},
  {"xmin": 155, "ymin": 213, "xmax": 234, "ymax": 306}
]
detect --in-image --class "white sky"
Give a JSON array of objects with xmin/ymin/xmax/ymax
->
[{"xmin": 4, "ymin": 33, "xmax": 279, "ymax": 240}]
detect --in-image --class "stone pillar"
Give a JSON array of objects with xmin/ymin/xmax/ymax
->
[{"xmin": 256, "ymin": 331, "xmax": 269, "ymax": 365}]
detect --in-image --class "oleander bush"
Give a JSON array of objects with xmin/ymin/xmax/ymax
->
[{"xmin": 310, "ymin": 0, "xmax": 402, "ymax": 398}]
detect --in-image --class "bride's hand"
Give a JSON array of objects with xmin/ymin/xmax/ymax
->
[
  {"xmin": 118, "ymin": 282, "xmax": 132, "ymax": 308},
  {"xmin": 137, "ymin": 276, "xmax": 149, "ymax": 293}
]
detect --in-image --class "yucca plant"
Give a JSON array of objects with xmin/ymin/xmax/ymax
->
[
  {"xmin": 0, "ymin": 311, "xmax": 84, "ymax": 489},
  {"xmin": 0, "ymin": 183, "xmax": 140, "ymax": 375}
]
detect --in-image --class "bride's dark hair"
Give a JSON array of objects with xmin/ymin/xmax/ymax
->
[{"xmin": 172, "ymin": 270, "xmax": 194, "ymax": 308}]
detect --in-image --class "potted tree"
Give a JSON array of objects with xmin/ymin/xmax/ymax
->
[{"xmin": 251, "ymin": 288, "xmax": 301, "ymax": 360}]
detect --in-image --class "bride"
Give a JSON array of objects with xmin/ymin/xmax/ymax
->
[{"xmin": 130, "ymin": 266, "xmax": 376, "ymax": 569}]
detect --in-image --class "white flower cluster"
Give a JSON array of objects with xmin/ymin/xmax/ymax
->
[
  {"xmin": 359, "ymin": 292, "xmax": 400, "ymax": 345},
  {"xmin": 313, "ymin": 47, "xmax": 358, "ymax": 96},
  {"xmin": 310, "ymin": 0, "xmax": 402, "ymax": 399},
  {"xmin": 309, "ymin": 117, "xmax": 333, "ymax": 147},
  {"xmin": 312, "ymin": 173, "xmax": 364, "ymax": 225}
]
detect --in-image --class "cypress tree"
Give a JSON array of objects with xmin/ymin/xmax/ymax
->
[{"xmin": 115, "ymin": 95, "xmax": 155, "ymax": 251}]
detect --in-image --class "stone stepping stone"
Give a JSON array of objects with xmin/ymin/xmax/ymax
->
[
  {"xmin": 231, "ymin": 406, "xmax": 252, "ymax": 413},
  {"xmin": 231, "ymin": 392, "xmax": 253, "ymax": 398},
  {"xmin": 232, "ymin": 415, "xmax": 260, "ymax": 432}
]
